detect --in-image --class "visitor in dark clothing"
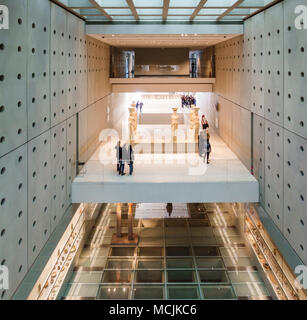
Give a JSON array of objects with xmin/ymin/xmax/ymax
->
[
  {"xmin": 115, "ymin": 141, "xmax": 122, "ymax": 174},
  {"xmin": 203, "ymin": 138, "xmax": 212, "ymax": 164},
  {"xmin": 122, "ymin": 143, "xmax": 134, "ymax": 175}
]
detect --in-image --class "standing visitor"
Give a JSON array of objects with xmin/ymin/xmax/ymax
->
[
  {"xmin": 204, "ymin": 134, "xmax": 212, "ymax": 164},
  {"xmin": 201, "ymin": 115, "xmax": 206, "ymax": 130},
  {"xmin": 199, "ymin": 130, "xmax": 206, "ymax": 157},
  {"xmin": 139, "ymin": 101, "xmax": 143, "ymax": 113},
  {"xmin": 128, "ymin": 144, "xmax": 134, "ymax": 175},
  {"xmin": 136, "ymin": 101, "xmax": 139, "ymax": 113},
  {"xmin": 115, "ymin": 141, "xmax": 123, "ymax": 175},
  {"xmin": 122, "ymin": 142, "xmax": 135, "ymax": 176}
]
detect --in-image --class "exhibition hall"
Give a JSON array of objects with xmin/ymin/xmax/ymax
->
[{"xmin": 0, "ymin": 0, "xmax": 306, "ymax": 302}]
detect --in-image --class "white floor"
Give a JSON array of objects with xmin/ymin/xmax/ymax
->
[{"xmin": 72, "ymin": 131, "xmax": 258, "ymax": 203}]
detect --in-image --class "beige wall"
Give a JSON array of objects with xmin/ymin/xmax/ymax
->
[
  {"xmin": 79, "ymin": 37, "xmax": 112, "ymax": 163},
  {"xmin": 135, "ymin": 48, "xmax": 190, "ymax": 76},
  {"xmin": 213, "ymin": 35, "xmax": 252, "ymax": 170}
]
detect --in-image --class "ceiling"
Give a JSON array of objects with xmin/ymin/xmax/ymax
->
[
  {"xmin": 57, "ymin": 0, "xmax": 279, "ymax": 22},
  {"xmin": 91, "ymin": 33, "xmax": 239, "ymax": 48}
]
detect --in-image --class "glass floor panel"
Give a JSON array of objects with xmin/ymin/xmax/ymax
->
[
  {"xmin": 97, "ymin": 286, "xmax": 130, "ymax": 300},
  {"xmin": 166, "ymin": 258, "xmax": 194, "ymax": 269},
  {"xmin": 166, "ymin": 247, "xmax": 193, "ymax": 256},
  {"xmin": 138, "ymin": 247, "xmax": 163, "ymax": 256},
  {"xmin": 133, "ymin": 286, "xmax": 165, "ymax": 299},
  {"xmin": 64, "ymin": 283, "xmax": 100, "ymax": 297},
  {"xmin": 228, "ymin": 271, "xmax": 263, "ymax": 283},
  {"xmin": 105, "ymin": 259, "xmax": 134, "ymax": 269},
  {"xmin": 61, "ymin": 203, "xmax": 272, "ymax": 300},
  {"xmin": 70, "ymin": 272, "xmax": 103, "ymax": 283},
  {"xmin": 196, "ymin": 258, "xmax": 225, "ymax": 269},
  {"xmin": 110, "ymin": 247, "xmax": 136, "ymax": 257},
  {"xmin": 102, "ymin": 270, "xmax": 132, "ymax": 283},
  {"xmin": 137, "ymin": 259, "xmax": 164, "ymax": 269},
  {"xmin": 168, "ymin": 286, "xmax": 200, "ymax": 299},
  {"xmin": 167, "ymin": 270, "xmax": 197, "ymax": 283},
  {"xmin": 198, "ymin": 270, "xmax": 229, "ymax": 283},
  {"xmin": 201, "ymin": 286, "xmax": 236, "ymax": 300},
  {"xmin": 233, "ymin": 283, "xmax": 269, "ymax": 297},
  {"xmin": 135, "ymin": 270, "xmax": 164, "ymax": 283},
  {"xmin": 194, "ymin": 246, "xmax": 220, "ymax": 256}
]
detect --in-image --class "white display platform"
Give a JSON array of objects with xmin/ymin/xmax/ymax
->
[{"xmin": 72, "ymin": 132, "xmax": 259, "ymax": 203}]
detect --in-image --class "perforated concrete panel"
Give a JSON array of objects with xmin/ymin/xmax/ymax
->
[
  {"xmin": 264, "ymin": 120, "xmax": 284, "ymax": 231},
  {"xmin": 27, "ymin": 131, "xmax": 51, "ymax": 267},
  {"xmin": 0, "ymin": 145, "xmax": 28, "ymax": 299},
  {"xmin": 66, "ymin": 116, "xmax": 77, "ymax": 204},
  {"xmin": 284, "ymin": 0, "xmax": 307, "ymax": 140},
  {"xmin": 283, "ymin": 129, "xmax": 307, "ymax": 265},
  {"xmin": 0, "ymin": 0, "xmax": 100, "ymax": 299},
  {"xmin": 67, "ymin": 13, "xmax": 79, "ymax": 118},
  {"xmin": 215, "ymin": 0, "xmax": 307, "ymax": 268},
  {"xmin": 232, "ymin": 37, "xmax": 243, "ymax": 106},
  {"xmin": 241, "ymin": 18, "xmax": 252, "ymax": 111},
  {"xmin": 50, "ymin": 122, "xmax": 67, "ymax": 232},
  {"xmin": 50, "ymin": 3, "xmax": 68, "ymax": 126},
  {"xmin": 78, "ymin": 22, "xmax": 88, "ymax": 112},
  {"xmin": 27, "ymin": 0, "xmax": 51, "ymax": 140},
  {"xmin": 253, "ymin": 114, "xmax": 265, "ymax": 207},
  {"xmin": 0, "ymin": 0, "xmax": 27, "ymax": 157},
  {"xmin": 230, "ymin": 102, "xmax": 251, "ymax": 170},
  {"xmin": 264, "ymin": 2, "xmax": 284, "ymax": 127},
  {"xmin": 251, "ymin": 12, "xmax": 265, "ymax": 117}
]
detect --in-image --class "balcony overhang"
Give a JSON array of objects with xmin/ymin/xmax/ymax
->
[
  {"xmin": 110, "ymin": 78, "xmax": 215, "ymax": 93},
  {"xmin": 72, "ymin": 133, "xmax": 258, "ymax": 204}
]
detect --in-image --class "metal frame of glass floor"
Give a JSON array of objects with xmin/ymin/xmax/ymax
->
[{"xmin": 61, "ymin": 203, "xmax": 272, "ymax": 300}]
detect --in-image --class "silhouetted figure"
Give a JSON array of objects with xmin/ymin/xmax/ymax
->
[
  {"xmin": 122, "ymin": 143, "xmax": 134, "ymax": 175},
  {"xmin": 139, "ymin": 101, "xmax": 143, "ymax": 113},
  {"xmin": 166, "ymin": 203, "xmax": 173, "ymax": 217},
  {"xmin": 204, "ymin": 137, "xmax": 212, "ymax": 164},
  {"xmin": 115, "ymin": 141, "xmax": 123, "ymax": 174}
]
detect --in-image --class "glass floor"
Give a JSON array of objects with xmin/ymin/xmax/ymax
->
[{"xmin": 60, "ymin": 203, "xmax": 272, "ymax": 300}]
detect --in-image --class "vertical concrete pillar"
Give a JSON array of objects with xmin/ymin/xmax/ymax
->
[
  {"xmin": 116, "ymin": 203, "xmax": 122, "ymax": 238},
  {"xmin": 128, "ymin": 203, "xmax": 133, "ymax": 240}
]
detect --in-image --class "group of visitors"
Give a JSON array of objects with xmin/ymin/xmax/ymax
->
[
  {"xmin": 115, "ymin": 141, "xmax": 134, "ymax": 176},
  {"xmin": 199, "ymin": 115, "xmax": 211, "ymax": 164},
  {"xmin": 181, "ymin": 95, "xmax": 196, "ymax": 108},
  {"xmin": 135, "ymin": 101, "xmax": 144, "ymax": 113}
]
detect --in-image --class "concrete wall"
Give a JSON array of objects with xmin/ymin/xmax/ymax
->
[
  {"xmin": 214, "ymin": 0, "xmax": 307, "ymax": 267},
  {"xmin": 0, "ymin": 0, "xmax": 110, "ymax": 299}
]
